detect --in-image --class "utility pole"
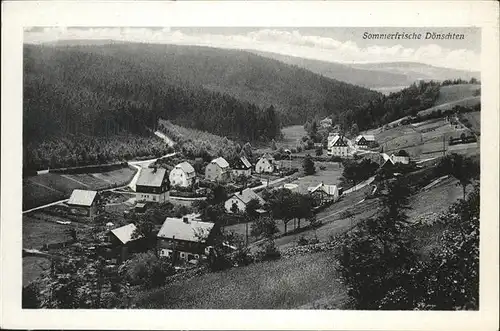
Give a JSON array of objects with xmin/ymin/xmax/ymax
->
[
  {"xmin": 245, "ymin": 222, "xmax": 249, "ymax": 247},
  {"xmin": 171, "ymin": 235, "xmax": 176, "ymax": 267},
  {"xmin": 443, "ymin": 134, "xmax": 446, "ymax": 157}
]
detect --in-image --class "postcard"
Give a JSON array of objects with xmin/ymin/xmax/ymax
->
[{"xmin": 1, "ymin": 1, "xmax": 498, "ymax": 330}]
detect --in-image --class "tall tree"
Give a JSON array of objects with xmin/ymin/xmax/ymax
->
[{"xmin": 302, "ymin": 154, "xmax": 316, "ymax": 175}]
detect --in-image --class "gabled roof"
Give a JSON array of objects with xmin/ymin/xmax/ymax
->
[
  {"xmin": 136, "ymin": 168, "xmax": 167, "ymax": 187},
  {"xmin": 259, "ymin": 153, "xmax": 275, "ymax": 162},
  {"xmin": 240, "ymin": 156, "xmax": 252, "ymax": 169},
  {"xmin": 157, "ymin": 216, "xmax": 215, "ymax": 243},
  {"xmin": 110, "ymin": 223, "xmax": 140, "ymax": 244},
  {"xmin": 175, "ymin": 161, "xmax": 196, "ymax": 178},
  {"xmin": 328, "ymin": 135, "xmax": 348, "ymax": 147},
  {"xmin": 308, "ymin": 183, "xmax": 338, "ymax": 196},
  {"xmin": 231, "ymin": 156, "xmax": 252, "ymax": 170},
  {"xmin": 230, "ymin": 188, "xmax": 265, "ymax": 205},
  {"xmin": 355, "ymin": 135, "xmax": 375, "ymax": 143},
  {"xmin": 211, "ymin": 157, "xmax": 230, "ymax": 169},
  {"xmin": 67, "ymin": 189, "xmax": 97, "ymax": 206}
]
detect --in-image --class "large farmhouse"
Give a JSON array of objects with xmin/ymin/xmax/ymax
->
[
  {"xmin": 157, "ymin": 214, "xmax": 219, "ymax": 262},
  {"xmin": 224, "ymin": 188, "xmax": 266, "ymax": 213},
  {"xmin": 327, "ymin": 134, "xmax": 349, "ymax": 157},
  {"xmin": 67, "ymin": 189, "xmax": 98, "ymax": 217},
  {"xmin": 231, "ymin": 156, "xmax": 252, "ymax": 178},
  {"xmin": 169, "ymin": 161, "xmax": 196, "ymax": 188},
  {"xmin": 205, "ymin": 157, "xmax": 231, "ymax": 182},
  {"xmin": 136, "ymin": 167, "xmax": 168, "ymax": 203},
  {"xmin": 255, "ymin": 153, "xmax": 279, "ymax": 174}
]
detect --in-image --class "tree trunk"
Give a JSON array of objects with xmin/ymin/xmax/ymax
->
[{"xmin": 463, "ymin": 185, "xmax": 467, "ymax": 200}]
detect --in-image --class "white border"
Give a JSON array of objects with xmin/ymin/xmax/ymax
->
[{"xmin": 1, "ymin": 1, "xmax": 499, "ymax": 330}]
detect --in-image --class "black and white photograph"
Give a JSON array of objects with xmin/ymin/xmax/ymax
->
[
  {"xmin": 20, "ymin": 25, "xmax": 484, "ymax": 310},
  {"xmin": 1, "ymin": 1, "xmax": 499, "ymax": 330}
]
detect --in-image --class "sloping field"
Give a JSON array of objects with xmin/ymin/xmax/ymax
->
[
  {"xmin": 434, "ymin": 84, "xmax": 480, "ymax": 106},
  {"xmin": 418, "ymin": 96, "xmax": 480, "ymax": 117},
  {"xmin": 134, "ymin": 251, "xmax": 348, "ymax": 309},
  {"xmin": 23, "ymin": 167, "xmax": 137, "ymax": 210}
]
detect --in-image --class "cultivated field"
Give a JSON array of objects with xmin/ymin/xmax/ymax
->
[
  {"xmin": 281, "ymin": 125, "xmax": 307, "ymax": 148},
  {"xmin": 23, "ymin": 167, "xmax": 137, "ymax": 210},
  {"xmin": 134, "ymin": 251, "xmax": 348, "ymax": 309},
  {"xmin": 418, "ymin": 96, "xmax": 480, "ymax": 117},
  {"xmin": 434, "ymin": 84, "xmax": 480, "ymax": 106}
]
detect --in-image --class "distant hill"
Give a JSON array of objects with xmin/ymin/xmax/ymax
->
[
  {"xmin": 351, "ymin": 62, "xmax": 480, "ymax": 84},
  {"xmin": 252, "ymin": 51, "xmax": 480, "ymax": 92}
]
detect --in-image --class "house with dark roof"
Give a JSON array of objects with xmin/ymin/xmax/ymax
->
[
  {"xmin": 67, "ymin": 189, "xmax": 98, "ymax": 217},
  {"xmin": 255, "ymin": 153, "xmax": 279, "ymax": 174},
  {"xmin": 157, "ymin": 214, "xmax": 219, "ymax": 262},
  {"xmin": 205, "ymin": 157, "xmax": 230, "ymax": 182},
  {"xmin": 169, "ymin": 161, "xmax": 196, "ymax": 188},
  {"xmin": 135, "ymin": 167, "xmax": 168, "ymax": 203},
  {"xmin": 355, "ymin": 135, "xmax": 377, "ymax": 148},
  {"xmin": 224, "ymin": 188, "xmax": 266, "ymax": 213},
  {"xmin": 327, "ymin": 134, "xmax": 349, "ymax": 157},
  {"xmin": 231, "ymin": 156, "xmax": 252, "ymax": 178}
]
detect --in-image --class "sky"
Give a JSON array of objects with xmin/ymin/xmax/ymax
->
[{"xmin": 24, "ymin": 27, "xmax": 481, "ymax": 71}]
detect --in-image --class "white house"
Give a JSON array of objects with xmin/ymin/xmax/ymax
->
[
  {"xmin": 255, "ymin": 153, "xmax": 279, "ymax": 174},
  {"xmin": 224, "ymin": 188, "xmax": 266, "ymax": 213},
  {"xmin": 231, "ymin": 156, "xmax": 252, "ymax": 178},
  {"xmin": 169, "ymin": 161, "xmax": 196, "ymax": 188},
  {"xmin": 327, "ymin": 135, "xmax": 349, "ymax": 157},
  {"xmin": 205, "ymin": 157, "xmax": 231, "ymax": 182},
  {"xmin": 390, "ymin": 154, "xmax": 410, "ymax": 164}
]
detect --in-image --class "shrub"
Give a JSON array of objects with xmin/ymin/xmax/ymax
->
[
  {"xmin": 297, "ymin": 236, "xmax": 309, "ymax": 246},
  {"xmin": 232, "ymin": 247, "xmax": 254, "ymax": 266},
  {"xmin": 121, "ymin": 252, "xmax": 175, "ymax": 289},
  {"xmin": 256, "ymin": 239, "xmax": 281, "ymax": 261}
]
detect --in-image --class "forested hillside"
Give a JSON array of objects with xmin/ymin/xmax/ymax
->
[
  {"xmin": 23, "ymin": 44, "xmax": 282, "ymax": 171},
  {"xmin": 34, "ymin": 42, "xmax": 380, "ymax": 125}
]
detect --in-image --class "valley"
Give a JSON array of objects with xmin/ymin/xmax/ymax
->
[{"xmin": 21, "ymin": 39, "xmax": 481, "ymax": 311}]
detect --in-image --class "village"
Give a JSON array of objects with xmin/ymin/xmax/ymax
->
[
  {"xmin": 23, "ymin": 105, "xmax": 479, "ymax": 296},
  {"xmin": 18, "ymin": 25, "xmax": 484, "ymax": 311}
]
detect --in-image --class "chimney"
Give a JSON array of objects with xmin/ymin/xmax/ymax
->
[
  {"xmin": 239, "ymin": 189, "xmax": 244, "ymax": 195},
  {"xmin": 183, "ymin": 217, "xmax": 189, "ymax": 224}
]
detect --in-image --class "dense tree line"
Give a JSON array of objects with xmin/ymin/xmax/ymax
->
[
  {"xmin": 23, "ymin": 45, "xmax": 282, "ymax": 170},
  {"xmin": 336, "ymin": 155, "xmax": 480, "ymax": 309},
  {"xmin": 24, "ymin": 134, "xmax": 172, "ymax": 171}
]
